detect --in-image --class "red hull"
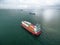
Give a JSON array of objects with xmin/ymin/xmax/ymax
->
[{"xmin": 21, "ymin": 24, "xmax": 41, "ymax": 36}]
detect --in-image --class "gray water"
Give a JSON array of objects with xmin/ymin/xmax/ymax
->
[{"xmin": 0, "ymin": 9, "xmax": 60, "ymax": 45}]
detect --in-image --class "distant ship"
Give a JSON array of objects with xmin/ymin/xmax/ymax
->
[
  {"xmin": 29, "ymin": 12, "xmax": 35, "ymax": 15},
  {"xmin": 21, "ymin": 21, "xmax": 41, "ymax": 36}
]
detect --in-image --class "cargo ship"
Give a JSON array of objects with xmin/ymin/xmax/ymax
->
[{"xmin": 21, "ymin": 21, "xmax": 41, "ymax": 36}]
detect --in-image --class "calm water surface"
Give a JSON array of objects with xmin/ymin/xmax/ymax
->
[{"xmin": 0, "ymin": 9, "xmax": 60, "ymax": 45}]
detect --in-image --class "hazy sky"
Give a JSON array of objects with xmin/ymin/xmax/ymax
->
[{"xmin": 0, "ymin": 0, "xmax": 60, "ymax": 9}]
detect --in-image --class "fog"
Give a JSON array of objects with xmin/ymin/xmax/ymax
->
[{"xmin": 0, "ymin": 0, "xmax": 60, "ymax": 9}]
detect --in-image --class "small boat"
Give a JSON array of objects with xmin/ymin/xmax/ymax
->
[{"xmin": 21, "ymin": 21, "xmax": 41, "ymax": 36}]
